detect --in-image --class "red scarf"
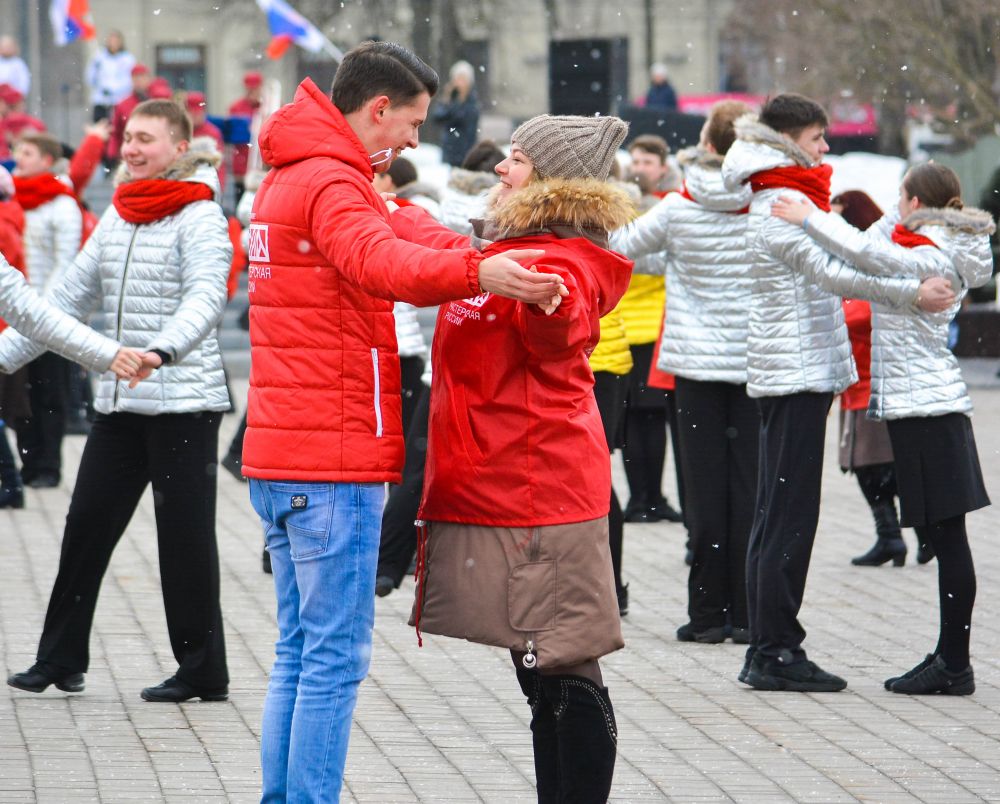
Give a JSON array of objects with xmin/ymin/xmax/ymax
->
[
  {"xmin": 12, "ymin": 174, "xmax": 75, "ymax": 211},
  {"xmin": 891, "ymin": 223, "xmax": 937, "ymax": 249},
  {"xmin": 750, "ymin": 164, "xmax": 833, "ymax": 212},
  {"xmin": 113, "ymin": 180, "xmax": 214, "ymax": 224},
  {"xmin": 679, "ymin": 181, "xmax": 750, "ymax": 214}
]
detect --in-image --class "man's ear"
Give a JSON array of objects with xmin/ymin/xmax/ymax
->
[
  {"xmin": 176, "ymin": 139, "xmax": 190, "ymax": 154},
  {"xmin": 369, "ymin": 95, "xmax": 391, "ymax": 123}
]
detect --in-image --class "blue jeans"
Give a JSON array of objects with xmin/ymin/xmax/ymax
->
[{"xmin": 250, "ymin": 479, "xmax": 385, "ymax": 803}]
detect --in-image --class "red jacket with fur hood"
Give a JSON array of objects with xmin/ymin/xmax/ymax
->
[
  {"xmin": 392, "ymin": 178, "xmax": 634, "ymax": 525},
  {"xmin": 243, "ymin": 79, "xmax": 484, "ymax": 482}
]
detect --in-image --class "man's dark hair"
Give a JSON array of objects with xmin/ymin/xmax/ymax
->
[
  {"xmin": 386, "ymin": 156, "xmax": 417, "ymax": 188},
  {"xmin": 760, "ymin": 93, "xmax": 828, "ymax": 136},
  {"xmin": 131, "ymin": 99, "xmax": 193, "ymax": 142},
  {"xmin": 332, "ymin": 41, "xmax": 439, "ymax": 114},
  {"xmin": 460, "ymin": 139, "xmax": 505, "ymax": 173},
  {"xmin": 627, "ymin": 134, "xmax": 669, "ymax": 164}
]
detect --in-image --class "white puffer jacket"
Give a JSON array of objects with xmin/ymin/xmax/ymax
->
[
  {"xmin": 23, "ymin": 184, "xmax": 82, "ymax": 296},
  {"xmin": 610, "ymin": 148, "xmax": 753, "ymax": 384},
  {"xmin": 0, "ymin": 153, "xmax": 232, "ymax": 416},
  {"xmin": 393, "ymin": 302, "xmax": 428, "ymax": 360},
  {"xmin": 0, "ymin": 258, "xmax": 119, "ymax": 371},
  {"xmin": 439, "ymin": 168, "xmax": 496, "ymax": 235},
  {"xmin": 722, "ymin": 116, "xmax": 922, "ymax": 398},
  {"xmin": 802, "ymin": 206, "xmax": 994, "ymax": 419}
]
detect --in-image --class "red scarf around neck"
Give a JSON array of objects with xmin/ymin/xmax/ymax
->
[
  {"xmin": 891, "ymin": 223, "xmax": 938, "ymax": 249},
  {"xmin": 12, "ymin": 173, "xmax": 75, "ymax": 211},
  {"xmin": 113, "ymin": 179, "xmax": 214, "ymax": 224},
  {"xmin": 679, "ymin": 181, "xmax": 750, "ymax": 214},
  {"xmin": 750, "ymin": 163, "xmax": 833, "ymax": 212}
]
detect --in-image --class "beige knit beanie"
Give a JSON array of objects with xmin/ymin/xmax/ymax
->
[{"xmin": 511, "ymin": 114, "xmax": 629, "ymax": 181}]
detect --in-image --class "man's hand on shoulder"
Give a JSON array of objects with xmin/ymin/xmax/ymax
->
[{"xmin": 478, "ymin": 249, "xmax": 569, "ymax": 305}]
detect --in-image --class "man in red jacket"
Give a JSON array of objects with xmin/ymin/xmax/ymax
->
[
  {"xmin": 244, "ymin": 40, "xmax": 564, "ymax": 802},
  {"xmin": 107, "ymin": 64, "xmax": 151, "ymax": 162}
]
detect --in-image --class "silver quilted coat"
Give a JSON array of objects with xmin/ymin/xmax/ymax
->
[
  {"xmin": 721, "ymin": 116, "xmax": 922, "ymax": 398},
  {"xmin": 0, "ymin": 259, "xmax": 119, "ymax": 371},
  {"xmin": 610, "ymin": 148, "xmax": 753, "ymax": 384},
  {"xmin": 0, "ymin": 153, "xmax": 232, "ymax": 415},
  {"xmin": 802, "ymin": 206, "xmax": 995, "ymax": 419}
]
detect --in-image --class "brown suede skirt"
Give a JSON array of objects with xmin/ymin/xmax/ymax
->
[{"xmin": 410, "ymin": 518, "xmax": 624, "ymax": 668}]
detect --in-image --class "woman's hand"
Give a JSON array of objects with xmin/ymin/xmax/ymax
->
[
  {"xmin": 128, "ymin": 351, "xmax": 164, "ymax": 388},
  {"xmin": 916, "ymin": 276, "xmax": 956, "ymax": 313},
  {"xmin": 379, "ymin": 192, "xmax": 399, "ymax": 213},
  {"xmin": 771, "ymin": 195, "xmax": 815, "ymax": 227},
  {"xmin": 109, "ymin": 347, "xmax": 143, "ymax": 380}
]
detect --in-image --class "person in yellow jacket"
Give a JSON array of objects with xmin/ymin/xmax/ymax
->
[
  {"xmin": 589, "ymin": 303, "xmax": 632, "ymax": 615},
  {"xmin": 619, "ymin": 135, "xmax": 683, "ymax": 524}
]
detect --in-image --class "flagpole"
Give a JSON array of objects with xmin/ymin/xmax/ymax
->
[
  {"xmin": 25, "ymin": 0, "xmax": 42, "ymax": 116},
  {"xmin": 320, "ymin": 40, "xmax": 344, "ymax": 63}
]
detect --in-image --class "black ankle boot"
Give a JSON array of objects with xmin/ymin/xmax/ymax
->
[
  {"xmin": 539, "ymin": 675, "xmax": 617, "ymax": 804},
  {"xmin": 516, "ymin": 667, "xmax": 559, "ymax": 802},
  {"xmin": 0, "ymin": 485, "xmax": 24, "ymax": 509},
  {"xmin": 852, "ymin": 501, "xmax": 906, "ymax": 566}
]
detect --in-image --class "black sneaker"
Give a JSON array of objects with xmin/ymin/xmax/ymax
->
[
  {"xmin": 649, "ymin": 497, "xmax": 683, "ymax": 523},
  {"xmin": 375, "ymin": 575, "xmax": 395, "ymax": 597},
  {"xmin": 884, "ymin": 653, "xmax": 936, "ymax": 690},
  {"xmin": 729, "ymin": 627, "xmax": 751, "ymax": 645},
  {"xmin": 262, "ymin": 547, "xmax": 272, "ymax": 574},
  {"xmin": 738, "ymin": 648, "xmax": 756, "ymax": 684},
  {"xmin": 746, "ymin": 656, "xmax": 847, "ymax": 692},
  {"xmin": 676, "ymin": 622, "xmax": 727, "ymax": 643},
  {"xmin": 890, "ymin": 655, "xmax": 974, "ymax": 696},
  {"xmin": 141, "ymin": 676, "xmax": 228, "ymax": 703},
  {"xmin": 7, "ymin": 663, "xmax": 84, "ymax": 693}
]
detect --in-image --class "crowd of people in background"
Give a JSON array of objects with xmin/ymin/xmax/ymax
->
[{"xmin": 0, "ymin": 32, "xmax": 995, "ymax": 804}]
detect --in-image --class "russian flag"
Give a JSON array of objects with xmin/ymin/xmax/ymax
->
[
  {"xmin": 49, "ymin": 0, "xmax": 96, "ymax": 46},
  {"xmin": 256, "ymin": 0, "xmax": 333, "ymax": 60}
]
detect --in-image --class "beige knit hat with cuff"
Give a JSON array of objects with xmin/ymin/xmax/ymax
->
[{"xmin": 511, "ymin": 114, "xmax": 629, "ymax": 181}]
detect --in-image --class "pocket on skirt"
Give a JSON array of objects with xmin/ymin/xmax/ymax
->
[{"xmin": 508, "ymin": 560, "xmax": 557, "ymax": 632}]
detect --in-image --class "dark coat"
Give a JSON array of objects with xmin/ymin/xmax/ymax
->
[{"xmin": 433, "ymin": 90, "xmax": 480, "ymax": 167}]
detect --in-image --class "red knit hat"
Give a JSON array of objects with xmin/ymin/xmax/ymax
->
[
  {"xmin": 131, "ymin": 63, "xmax": 150, "ymax": 77},
  {"xmin": 0, "ymin": 83, "xmax": 22, "ymax": 105},
  {"xmin": 147, "ymin": 78, "xmax": 172, "ymax": 99},
  {"xmin": 243, "ymin": 71, "xmax": 263, "ymax": 89},
  {"xmin": 185, "ymin": 91, "xmax": 206, "ymax": 110}
]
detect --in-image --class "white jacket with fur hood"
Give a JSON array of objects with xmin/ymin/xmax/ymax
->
[
  {"xmin": 722, "ymin": 116, "xmax": 922, "ymax": 398},
  {"xmin": 801, "ymin": 205, "xmax": 994, "ymax": 419},
  {"xmin": 0, "ymin": 152, "xmax": 232, "ymax": 415}
]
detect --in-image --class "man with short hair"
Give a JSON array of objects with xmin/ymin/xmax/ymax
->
[
  {"xmin": 5, "ymin": 98, "xmax": 233, "ymax": 705},
  {"xmin": 722, "ymin": 93, "xmax": 955, "ymax": 692},
  {"xmin": 244, "ymin": 40, "xmax": 564, "ymax": 801},
  {"xmin": 11, "ymin": 132, "xmax": 83, "ymax": 487}
]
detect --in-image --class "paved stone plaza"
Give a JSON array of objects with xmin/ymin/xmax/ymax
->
[{"xmin": 2, "ymin": 381, "xmax": 999, "ymax": 803}]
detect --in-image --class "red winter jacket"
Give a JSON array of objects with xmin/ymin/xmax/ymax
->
[
  {"xmin": 0, "ymin": 199, "xmax": 25, "ymax": 332},
  {"xmin": 841, "ymin": 298, "xmax": 872, "ymax": 411},
  {"xmin": 392, "ymin": 177, "xmax": 634, "ymax": 526},
  {"xmin": 242, "ymin": 78, "xmax": 484, "ymax": 482}
]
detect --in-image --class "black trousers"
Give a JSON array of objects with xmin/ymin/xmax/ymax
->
[
  {"xmin": 675, "ymin": 378, "xmax": 759, "ymax": 630},
  {"xmin": 399, "ymin": 355, "xmax": 426, "ymax": 441},
  {"xmin": 376, "ymin": 386, "xmax": 430, "ymax": 586},
  {"xmin": 15, "ymin": 352, "xmax": 72, "ymax": 480},
  {"xmin": 593, "ymin": 371, "xmax": 627, "ymax": 594},
  {"xmin": 36, "ymin": 411, "xmax": 229, "ymax": 688},
  {"xmin": 746, "ymin": 392, "xmax": 832, "ymax": 662}
]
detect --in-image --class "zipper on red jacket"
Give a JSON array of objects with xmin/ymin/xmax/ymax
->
[{"xmin": 370, "ymin": 348, "xmax": 383, "ymax": 437}]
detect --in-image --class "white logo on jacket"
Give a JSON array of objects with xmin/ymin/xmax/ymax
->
[{"xmin": 248, "ymin": 224, "xmax": 270, "ymax": 262}]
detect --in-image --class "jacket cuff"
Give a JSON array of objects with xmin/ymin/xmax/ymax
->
[{"xmin": 466, "ymin": 251, "xmax": 486, "ymax": 295}]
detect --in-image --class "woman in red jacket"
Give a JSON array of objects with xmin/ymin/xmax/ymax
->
[{"xmin": 391, "ymin": 114, "xmax": 633, "ymax": 804}]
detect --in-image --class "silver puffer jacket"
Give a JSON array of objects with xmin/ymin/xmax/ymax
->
[
  {"xmin": 803, "ymin": 206, "xmax": 994, "ymax": 419},
  {"xmin": 439, "ymin": 168, "xmax": 495, "ymax": 235},
  {"xmin": 722, "ymin": 116, "xmax": 922, "ymax": 398},
  {"xmin": 0, "ymin": 153, "xmax": 232, "ymax": 415},
  {"xmin": 610, "ymin": 148, "xmax": 753, "ymax": 384},
  {"xmin": 23, "ymin": 184, "xmax": 82, "ymax": 296},
  {"xmin": 0, "ymin": 259, "xmax": 119, "ymax": 371}
]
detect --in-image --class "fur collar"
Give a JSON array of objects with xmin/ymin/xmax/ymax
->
[
  {"xmin": 733, "ymin": 114, "xmax": 815, "ymax": 167},
  {"xmin": 115, "ymin": 150, "xmax": 221, "ymax": 186},
  {"xmin": 487, "ymin": 177, "xmax": 636, "ymax": 239},
  {"xmin": 903, "ymin": 206, "xmax": 996, "ymax": 236},
  {"xmin": 677, "ymin": 146, "xmax": 724, "ymax": 170},
  {"xmin": 448, "ymin": 167, "xmax": 498, "ymax": 196}
]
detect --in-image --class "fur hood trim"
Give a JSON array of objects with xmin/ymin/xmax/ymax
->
[
  {"xmin": 733, "ymin": 114, "xmax": 815, "ymax": 167},
  {"xmin": 677, "ymin": 146, "xmax": 724, "ymax": 170},
  {"xmin": 488, "ymin": 177, "xmax": 636, "ymax": 237},
  {"xmin": 448, "ymin": 167, "xmax": 498, "ymax": 196},
  {"xmin": 115, "ymin": 150, "xmax": 221, "ymax": 187},
  {"xmin": 903, "ymin": 206, "xmax": 996, "ymax": 236}
]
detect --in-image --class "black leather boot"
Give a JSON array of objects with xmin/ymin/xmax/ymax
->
[
  {"xmin": 852, "ymin": 501, "xmax": 907, "ymax": 566},
  {"xmin": 515, "ymin": 666, "xmax": 559, "ymax": 802},
  {"xmin": 539, "ymin": 675, "xmax": 617, "ymax": 804}
]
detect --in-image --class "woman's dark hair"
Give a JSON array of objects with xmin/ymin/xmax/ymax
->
[
  {"xmin": 332, "ymin": 41, "xmax": 438, "ymax": 114},
  {"xmin": 831, "ymin": 190, "xmax": 883, "ymax": 231},
  {"xmin": 460, "ymin": 139, "xmax": 505, "ymax": 173},
  {"xmin": 903, "ymin": 162, "xmax": 963, "ymax": 210},
  {"xmin": 760, "ymin": 93, "xmax": 828, "ymax": 136}
]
